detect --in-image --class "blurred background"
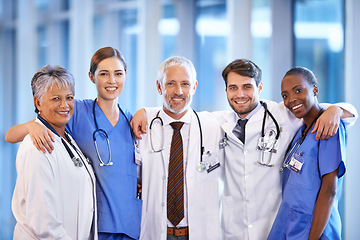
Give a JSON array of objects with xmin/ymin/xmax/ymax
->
[{"xmin": 0, "ymin": 0, "xmax": 359, "ymax": 238}]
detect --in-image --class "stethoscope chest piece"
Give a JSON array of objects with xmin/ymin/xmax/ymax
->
[
  {"xmin": 196, "ymin": 162, "xmax": 207, "ymax": 172},
  {"xmin": 257, "ymin": 129, "xmax": 278, "ymax": 153}
]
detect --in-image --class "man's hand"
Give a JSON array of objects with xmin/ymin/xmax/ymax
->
[
  {"xmin": 312, "ymin": 106, "xmax": 341, "ymax": 140},
  {"xmin": 130, "ymin": 108, "xmax": 148, "ymax": 139}
]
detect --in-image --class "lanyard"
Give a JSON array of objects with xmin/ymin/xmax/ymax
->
[
  {"xmin": 282, "ymin": 108, "xmax": 324, "ymax": 169},
  {"xmin": 37, "ymin": 116, "xmax": 85, "ymax": 167}
]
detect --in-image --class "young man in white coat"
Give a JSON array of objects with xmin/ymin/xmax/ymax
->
[
  {"xmin": 217, "ymin": 59, "xmax": 357, "ymax": 240},
  {"xmin": 135, "ymin": 56, "xmax": 223, "ymax": 240}
]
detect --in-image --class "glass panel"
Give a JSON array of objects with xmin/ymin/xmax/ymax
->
[
  {"xmin": 61, "ymin": 0, "xmax": 70, "ymax": 11},
  {"xmin": 36, "ymin": 0, "xmax": 49, "ymax": 11},
  {"xmin": 37, "ymin": 25, "xmax": 47, "ymax": 68},
  {"xmin": 194, "ymin": 0, "xmax": 227, "ymax": 111},
  {"xmin": 251, "ymin": 0, "xmax": 271, "ymax": 100},
  {"xmin": 294, "ymin": 0, "xmax": 345, "ymax": 102},
  {"xmin": 117, "ymin": 8, "xmax": 138, "ymax": 113},
  {"xmin": 60, "ymin": 20, "xmax": 70, "ymax": 69},
  {"xmin": 160, "ymin": 3, "xmax": 178, "ymax": 60}
]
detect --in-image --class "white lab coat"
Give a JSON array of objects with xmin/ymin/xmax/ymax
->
[
  {"xmin": 218, "ymin": 100, "xmax": 358, "ymax": 240},
  {"xmin": 12, "ymin": 120, "xmax": 97, "ymax": 240},
  {"xmin": 136, "ymin": 109, "xmax": 223, "ymax": 240}
]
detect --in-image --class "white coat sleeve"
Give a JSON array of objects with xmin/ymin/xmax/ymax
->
[
  {"xmin": 15, "ymin": 146, "xmax": 72, "ymax": 239},
  {"xmin": 319, "ymin": 102, "xmax": 358, "ymax": 129}
]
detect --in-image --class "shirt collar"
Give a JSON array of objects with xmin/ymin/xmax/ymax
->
[
  {"xmin": 234, "ymin": 102, "xmax": 262, "ymax": 122},
  {"xmin": 160, "ymin": 108, "xmax": 192, "ymax": 126}
]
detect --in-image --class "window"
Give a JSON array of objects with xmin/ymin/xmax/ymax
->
[{"xmin": 294, "ymin": 0, "xmax": 345, "ymax": 102}]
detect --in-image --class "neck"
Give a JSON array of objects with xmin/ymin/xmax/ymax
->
[
  {"xmin": 96, "ymin": 98, "xmax": 120, "ymax": 127},
  {"xmin": 163, "ymin": 107, "xmax": 188, "ymax": 120},
  {"xmin": 303, "ymin": 104, "xmax": 322, "ymax": 131}
]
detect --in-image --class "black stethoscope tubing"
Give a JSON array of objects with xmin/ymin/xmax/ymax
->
[
  {"xmin": 149, "ymin": 109, "xmax": 204, "ymax": 164},
  {"xmin": 260, "ymin": 101, "xmax": 280, "ymax": 141}
]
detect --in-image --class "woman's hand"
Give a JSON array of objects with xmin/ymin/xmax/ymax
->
[{"xmin": 28, "ymin": 121, "xmax": 55, "ymax": 153}]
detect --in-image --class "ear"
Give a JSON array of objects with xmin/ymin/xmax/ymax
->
[
  {"xmin": 258, "ymin": 81, "xmax": 263, "ymax": 94},
  {"xmin": 191, "ymin": 81, "xmax": 198, "ymax": 94},
  {"xmin": 313, "ymin": 85, "xmax": 318, "ymax": 96},
  {"xmin": 156, "ymin": 80, "xmax": 162, "ymax": 95},
  {"xmin": 34, "ymin": 97, "xmax": 41, "ymax": 113},
  {"xmin": 89, "ymin": 72, "xmax": 95, "ymax": 84}
]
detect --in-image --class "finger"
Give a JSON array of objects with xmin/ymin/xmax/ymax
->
[
  {"xmin": 315, "ymin": 123, "xmax": 325, "ymax": 141},
  {"xmin": 141, "ymin": 121, "xmax": 147, "ymax": 134},
  {"xmin": 33, "ymin": 136, "xmax": 46, "ymax": 153},
  {"xmin": 48, "ymin": 129, "xmax": 55, "ymax": 143},
  {"xmin": 134, "ymin": 126, "xmax": 142, "ymax": 140},
  {"xmin": 42, "ymin": 137, "xmax": 54, "ymax": 154},
  {"xmin": 311, "ymin": 121, "xmax": 319, "ymax": 134}
]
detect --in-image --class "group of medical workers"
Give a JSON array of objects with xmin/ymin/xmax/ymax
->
[{"xmin": 5, "ymin": 46, "xmax": 357, "ymax": 240}]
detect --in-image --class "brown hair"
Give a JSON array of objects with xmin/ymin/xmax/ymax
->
[
  {"xmin": 89, "ymin": 47, "xmax": 127, "ymax": 76},
  {"xmin": 222, "ymin": 59, "xmax": 262, "ymax": 87}
]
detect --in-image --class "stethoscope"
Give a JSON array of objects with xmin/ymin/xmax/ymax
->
[
  {"xmin": 92, "ymin": 99, "xmax": 137, "ymax": 166},
  {"xmin": 37, "ymin": 115, "xmax": 88, "ymax": 167},
  {"xmin": 219, "ymin": 101, "xmax": 280, "ymax": 167},
  {"xmin": 149, "ymin": 109, "xmax": 207, "ymax": 172},
  {"xmin": 256, "ymin": 101, "xmax": 280, "ymax": 167},
  {"xmin": 281, "ymin": 108, "xmax": 324, "ymax": 172}
]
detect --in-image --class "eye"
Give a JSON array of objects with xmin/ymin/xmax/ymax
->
[
  {"xmin": 182, "ymin": 82, "xmax": 190, "ymax": 86},
  {"xmin": 52, "ymin": 97, "xmax": 60, "ymax": 101},
  {"xmin": 281, "ymin": 94, "xmax": 288, "ymax": 99},
  {"xmin": 295, "ymin": 88, "xmax": 302, "ymax": 94},
  {"xmin": 228, "ymin": 86, "xmax": 237, "ymax": 90},
  {"xmin": 67, "ymin": 96, "xmax": 74, "ymax": 100},
  {"xmin": 99, "ymin": 72, "xmax": 107, "ymax": 76},
  {"xmin": 115, "ymin": 72, "xmax": 123, "ymax": 76}
]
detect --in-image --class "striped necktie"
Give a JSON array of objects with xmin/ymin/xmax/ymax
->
[{"xmin": 167, "ymin": 121, "xmax": 185, "ymax": 226}]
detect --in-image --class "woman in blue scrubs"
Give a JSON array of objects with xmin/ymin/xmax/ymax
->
[
  {"xmin": 6, "ymin": 47, "xmax": 142, "ymax": 240},
  {"xmin": 267, "ymin": 67, "xmax": 346, "ymax": 240}
]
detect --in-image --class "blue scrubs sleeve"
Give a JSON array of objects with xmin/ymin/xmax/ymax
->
[
  {"xmin": 318, "ymin": 120, "xmax": 346, "ymax": 178},
  {"xmin": 65, "ymin": 99, "xmax": 81, "ymax": 134}
]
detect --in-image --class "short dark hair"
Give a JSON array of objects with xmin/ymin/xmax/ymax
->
[
  {"xmin": 283, "ymin": 66, "xmax": 318, "ymax": 86},
  {"xmin": 222, "ymin": 59, "xmax": 262, "ymax": 86}
]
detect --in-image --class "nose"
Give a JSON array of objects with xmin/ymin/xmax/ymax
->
[
  {"xmin": 108, "ymin": 74, "xmax": 116, "ymax": 83},
  {"xmin": 60, "ymin": 98, "xmax": 69, "ymax": 108},
  {"xmin": 174, "ymin": 84, "xmax": 183, "ymax": 95}
]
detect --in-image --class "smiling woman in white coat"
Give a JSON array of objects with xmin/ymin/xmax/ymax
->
[{"xmin": 11, "ymin": 65, "xmax": 97, "ymax": 239}]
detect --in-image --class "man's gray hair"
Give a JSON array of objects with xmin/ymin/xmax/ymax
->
[
  {"xmin": 31, "ymin": 65, "xmax": 75, "ymax": 113},
  {"xmin": 157, "ymin": 56, "xmax": 197, "ymax": 87}
]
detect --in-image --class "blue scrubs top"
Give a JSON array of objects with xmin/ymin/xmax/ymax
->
[
  {"xmin": 66, "ymin": 99, "xmax": 142, "ymax": 239},
  {"xmin": 268, "ymin": 120, "xmax": 346, "ymax": 240}
]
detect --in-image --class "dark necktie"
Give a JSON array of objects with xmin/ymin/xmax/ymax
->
[
  {"xmin": 167, "ymin": 121, "xmax": 185, "ymax": 226},
  {"xmin": 238, "ymin": 119, "xmax": 248, "ymax": 144}
]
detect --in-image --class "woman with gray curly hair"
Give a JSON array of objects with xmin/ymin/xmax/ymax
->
[{"xmin": 11, "ymin": 65, "xmax": 97, "ymax": 239}]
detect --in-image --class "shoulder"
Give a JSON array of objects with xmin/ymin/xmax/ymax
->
[{"xmin": 119, "ymin": 105, "xmax": 133, "ymax": 120}]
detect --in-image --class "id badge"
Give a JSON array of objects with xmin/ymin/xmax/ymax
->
[{"xmin": 288, "ymin": 152, "xmax": 304, "ymax": 173}]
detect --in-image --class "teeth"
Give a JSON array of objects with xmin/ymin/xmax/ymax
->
[
  {"xmin": 292, "ymin": 104, "xmax": 302, "ymax": 110},
  {"xmin": 58, "ymin": 111, "xmax": 69, "ymax": 114},
  {"xmin": 106, "ymin": 87, "xmax": 117, "ymax": 91},
  {"xmin": 235, "ymin": 100, "xmax": 247, "ymax": 104}
]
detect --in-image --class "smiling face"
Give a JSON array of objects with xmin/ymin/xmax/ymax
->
[
  {"xmin": 226, "ymin": 71, "xmax": 263, "ymax": 118},
  {"xmin": 35, "ymin": 84, "xmax": 74, "ymax": 134},
  {"xmin": 89, "ymin": 56, "xmax": 126, "ymax": 102},
  {"xmin": 281, "ymin": 74, "xmax": 318, "ymax": 121},
  {"xmin": 157, "ymin": 65, "xmax": 197, "ymax": 120}
]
